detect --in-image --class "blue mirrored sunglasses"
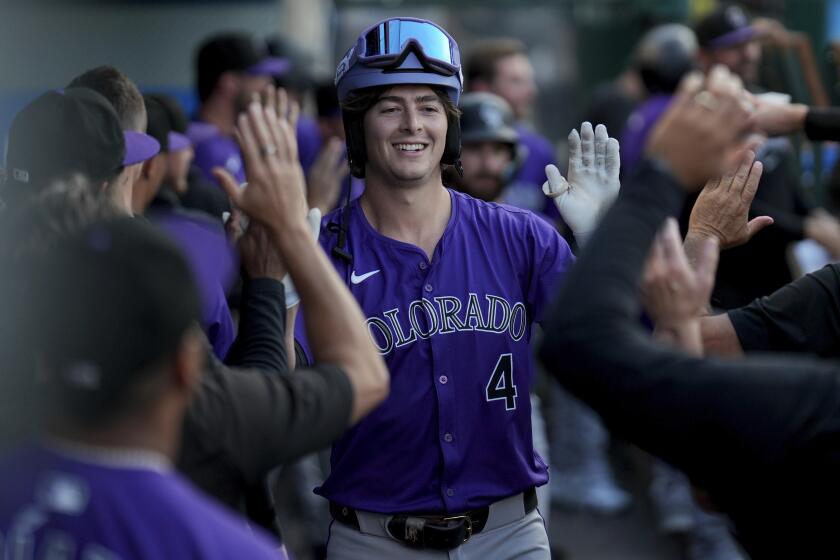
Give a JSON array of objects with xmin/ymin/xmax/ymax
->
[{"xmin": 358, "ymin": 19, "xmax": 459, "ymax": 75}]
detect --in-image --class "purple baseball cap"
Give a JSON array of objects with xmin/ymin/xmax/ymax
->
[
  {"xmin": 123, "ymin": 130, "xmax": 161, "ymax": 165},
  {"xmin": 695, "ymin": 5, "xmax": 760, "ymax": 50},
  {"xmin": 245, "ymin": 56, "xmax": 291, "ymax": 77},
  {"xmin": 168, "ymin": 131, "xmax": 191, "ymax": 153}
]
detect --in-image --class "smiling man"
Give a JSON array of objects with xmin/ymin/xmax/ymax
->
[{"xmin": 292, "ymin": 17, "xmax": 583, "ymax": 559}]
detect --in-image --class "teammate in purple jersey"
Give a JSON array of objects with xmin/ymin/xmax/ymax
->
[
  {"xmin": 0, "ymin": 212, "xmax": 283, "ymax": 560},
  {"xmin": 466, "ymin": 39, "xmax": 561, "ymax": 223},
  {"xmin": 295, "ymin": 17, "xmax": 619, "ymax": 558}
]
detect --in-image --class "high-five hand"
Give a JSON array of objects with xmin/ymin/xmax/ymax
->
[{"xmin": 543, "ymin": 121, "xmax": 620, "ymax": 242}]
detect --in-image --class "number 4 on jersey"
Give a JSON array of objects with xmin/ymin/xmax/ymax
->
[{"xmin": 485, "ymin": 353, "xmax": 517, "ymax": 410}]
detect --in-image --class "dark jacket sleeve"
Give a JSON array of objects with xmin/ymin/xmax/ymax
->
[
  {"xmin": 804, "ymin": 107, "xmax": 840, "ymax": 142},
  {"xmin": 538, "ymin": 160, "xmax": 840, "ymax": 500},
  {"xmin": 728, "ymin": 263, "xmax": 840, "ymax": 357},
  {"xmin": 179, "ymin": 348, "xmax": 353, "ymax": 505},
  {"xmin": 224, "ymin": 277, "xmax": 287, "ymax": 374}
]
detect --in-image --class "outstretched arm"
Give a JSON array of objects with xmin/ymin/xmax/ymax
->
[
  {"xmin": 539, "ymin": 67, "xmax": 840, "ymax": 505},
  {"xmin": 215, "ymin": 87, "xmax": 389, "ymax": 425}
]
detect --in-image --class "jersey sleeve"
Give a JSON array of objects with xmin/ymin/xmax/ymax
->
[
  {"xmin": 728, "ymin": 263, "xmax": 840, "ymax": 357},
  {"xmin": 526, "ymin": 214, "xmax": 575, "ymax": 324},
  {"xmin": 180, "ymin": 349, "xmax": 353, "ymax": 495},
  {"xmin": 224, "ymin": 277, "xmax": 287, "ymax": 374}
]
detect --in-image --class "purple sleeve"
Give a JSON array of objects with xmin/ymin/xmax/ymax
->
[
  {"xmin": 205, "ymin": 286, "xmax": 236, "ymax": 360},
  {"xmin": 619, "ymin": 95, "xmax": 672, "ymax": 177},
  {"xmin": 193, "ymin": 136, "xmax": 246, "ymax": 185},
  {"xmin": 297, "ymin": 116, "xmax": 324, "ymax": 174},
  {"xmin": 526, "ymin": 213, "xmax": 575, "ymax": 324},
  {"xmin": 513, "ymin": 127, "xmax": 560, "ymax": 220}
]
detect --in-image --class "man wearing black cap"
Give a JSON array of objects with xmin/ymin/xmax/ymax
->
[
  {"xmin": 0, "ymin": 87, "xmax": 158, "ymax": 214},
  {"xmin": 189, "ymin": 32, "xmax": 290, "ymax": 185},
  {"xmin": 132, "ymin": 95, "xmax": 171, "ymax": 214},
  {"xmin": 695, "ymin": 4, "xmax": 763, "ymax": 85},
  {"xmin": 0, "ymin": 94, "xmax": 389, "ymax": 541},
  {"xmin": 0, "ymin": 215, "xmax": 284, "ymax": 559},
  {"xmin": 67, "ymin": 66, "xmax": 162, "ymax": 215}
]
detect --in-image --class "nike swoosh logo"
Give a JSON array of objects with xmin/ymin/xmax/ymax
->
[{"xmin": 351, "ymin": 269, "xmax": 381, "ymax": 285}]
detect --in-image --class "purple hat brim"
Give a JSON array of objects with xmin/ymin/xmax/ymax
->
[
  {"xmin": 708, "ymin": 26, "xmax": 758, "ymax": 49},
  {"xmin": 245, "ymin": 57, "xmax": 291, "ymax": 77},
  {"xmin": 123, "ymin": 131, "xmax": 161, "ymax": 166},
  {"xmin": 167, "ymin": 131, "xmax": 191, "ymax": 153}
]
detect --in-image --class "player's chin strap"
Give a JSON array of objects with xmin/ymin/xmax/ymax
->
[
  {"xmin": 328, "ymin": 155, "xmax": 462, "ymax": 265},
  {"xmin": 328, "ymin": 172, "xmax": 354, "ymax": 265},
  {"xmin": 453, "ymin": 159, "xmax": 464, "ymax": 178}
]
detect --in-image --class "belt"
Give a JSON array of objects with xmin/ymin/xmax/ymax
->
[{"xmin": 330, "ymin": 487, "xmax": 538, "ymax": 551}]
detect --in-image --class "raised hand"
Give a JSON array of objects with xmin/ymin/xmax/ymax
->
[
  {"xmin": 642, "ymin": 218, "xmax": 719, "ymax": 331},
  {"xmin": 212, "ymin": 85, "xmax": 308, "ymax": 235},
  {"xmin": 646, "ymin": 66, "xmax": 755, "ymax": 190},
  {"xmin": 542, "ymin": 121, "xmax": 620, "ymax": 240},
  {"xmin": 687, "ymin": 149, "xmax": 773, "ymax": 250}
]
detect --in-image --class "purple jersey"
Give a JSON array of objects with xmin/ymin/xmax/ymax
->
[
  {"xmin": 188, "ymin": 116, "xmax": 327, "ymax": 185},
  {"xmin": 297, "ymin": 189, "xmax": 574, "ymax": 513},
  {"xmin": 0, "ymin": 443, "xmax": 283, "ymax": 559},
  {"xmin": 620, "ymin": 94, "xmax": 672, "ymax": 176},
  {"xmin": 297, "ymin": 115, "xmax": 322, "ymax": 175},
  {"xmin": 503, "ymin": 125, "xmax": 559, "ymax": 222},
  {"xmin": 149, "ymin": 211, "xmax": 238, "ymax": 359}
]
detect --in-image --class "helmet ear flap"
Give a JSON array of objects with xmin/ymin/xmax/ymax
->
[
  {"xmin": 343, "ymin": 112, "xmax": 367, "ymax": 179},
  {"xmin": 441, "ymin": 113, "xmax": 461, "ymax": 166}
]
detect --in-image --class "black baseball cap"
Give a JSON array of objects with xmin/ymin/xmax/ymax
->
[
  {"xmin": 695, "ymin": 4, "xmax": 759, "ymax": 49},
  {"xmin": 3, "ymin": 88, "xmax": 160, "ymax": 193},
  {"xmin": 459, "ymin": 92, "xmax": 519, "ymax": 146},
  {"xmin": 143, "ymin": 95, "xmax": 170, "ymax": 153},
  {"xmin": 196, "ymin": 32, "xmax": 290, "ymax": 100},
  {"xmin": 145, "ymin": 93, "xmax": 192, "ymax": 152},
  {"xmin": 35, "ymin": 217, "xmax": 201, "ymax": 418}
]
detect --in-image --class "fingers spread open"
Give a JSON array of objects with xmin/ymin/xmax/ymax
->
[
  {"xmin": 730, "ymin": 150, "xmax": 756, "ymax": 193},
  {"xmin": 248, "ymin": 102, "xmax": 277, "ymax": 160},
  {"xmin": 580, "ymin": 121, "xmax": 595, "ymax": 169},
  {"xmin": 594, "ymin": 124, "xmax": 607, "ymax": 172},
  {"xmin": 237, "ymin": 112, "xmax": 262, "ymax": 177},
  {"xmin": 213, "ymin": 166, "xmax": 242, "ymax": 207},
  {"xmin": 741, "ymin": 160, "xmax": 763, "ymax": 204},
  {"xmin": 263, "ymin": 85, "xmax": 277, "ymax": 117},
  {"xmin": 277, "ymin": 88, "xmax": 288, "ymax": 123},
  {"xmin": 288, "ymin": 99, "xmax": 301, "ymax": 133},
  {"xmin": 567, "ymin": 129, "xmax": 581, "ymax": 171},
  {"xmin": 605, "ymin": 137, "xmax": 620, "ymax": 179}
]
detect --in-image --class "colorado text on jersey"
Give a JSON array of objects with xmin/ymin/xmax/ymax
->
[{"xmin": 365, "ymin": 292, "xmax": 528, "ymax": 355}]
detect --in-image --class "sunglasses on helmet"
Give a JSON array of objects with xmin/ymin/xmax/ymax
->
[{"xmin": 337, "ymin": 18, "xmax": 461, "ymax": 84}]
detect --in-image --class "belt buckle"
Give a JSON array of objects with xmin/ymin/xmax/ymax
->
[{"xmin": 443, "ymin": 514, "xmax": 473, "ymax": 543}]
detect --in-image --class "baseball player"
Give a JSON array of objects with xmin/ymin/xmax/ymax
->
[{"xmin": 295, "ymin": 17, "xmax": 618, "ymax": 558}]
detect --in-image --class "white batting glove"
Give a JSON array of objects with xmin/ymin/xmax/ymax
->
[
  {"xmin": 282, "ymin": 207, "xmax": 322, "ymax": 308},
  {"xmin": 542, "ymin": 122, "xmax": 620, "ymax": 245}
]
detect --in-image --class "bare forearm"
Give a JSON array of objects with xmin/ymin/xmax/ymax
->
[
  {"xmin": 285, "ymin": 305, "xmax": 299, "ymax": 370},
  {"xmin": 653, "ymin": 322, "xmax": 704, "ymax": 357},
  {"xmin": 271, "ymin": 222, "xmax": 388, "ymax": 422},
  {"xmin": 700, "ymin": 314, "xmax": 744, "ymax": 357}
]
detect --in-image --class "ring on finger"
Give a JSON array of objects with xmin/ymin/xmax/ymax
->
[
  {"xmin": 693, "ymin": 91, "xmax": 718, "ymax": 111},
  {"xmin": 261, "ymin": 144, "xmax": 278, "ymax": 157}
]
